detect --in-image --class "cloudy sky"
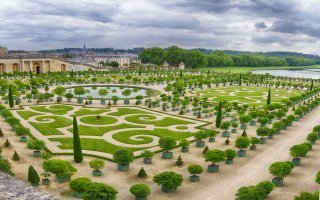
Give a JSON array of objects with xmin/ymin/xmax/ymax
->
[{"xmin": 1, "ymin": 0, "xmax": 320, "ymax": 54}]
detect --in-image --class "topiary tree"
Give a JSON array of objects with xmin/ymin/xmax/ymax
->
[
  {"xmin": 52, "ymin": 86, "xmax": 66, "ymax": 102},
  {"xmin": 207, "ymin": 130, "xmax": 218, "ymax": 142},
  {"xmin": 72, "ymin": 116, "xmax": 83, "ymax": 163},
  {"xmin": 269, "ymin": 161, "xmax": 293, "ymax": 186},
  {"xmin": 89, "ymin": 159, "xmax": 105, "ymax": 176},
  {"xmin": 28, "ymin": 165, "xmax": 40, "ymax": 186},
  {"xmin": 188, "ymin": 164, "xmax": 204, "ymax": 182},
  {"xmin": 272, "ymin": 121, "xmax": 284, "ymax": 134},
  {"xmin": 137, "ymin": 167, "xmax": 147, "ymax": 178},
  {"xmin": 256, "ymin": 181, "xmax": 275, "ymax": 199},
  {"xmin": 141, "ymin": 150, "xmax": 154, "ymax": 164},
  {"xmin": 235, "ymin": 136, "xmax": 251, "ymax": 157},
  {"xmin": 307, "ymin": 132, "xmax": 318, "ymax": 145},
  {"xmin": 204, "ymin": 149, "xmax": 226, "ymax": 173},
  {"xmin": 231, "ymin": 121, "xmax": 238, "ymax": 133},
  {"xmin": 256, "ymin": 127, "xmax": 270, "ymax": 144},
  {"xmin": 130, "ymin": 184, "xmax": 151, "ymax": 199},
  {"xmin": 176, "ymin": 155, "xmax": 183, "ymax": 166},
  {"xmin": 83, "ymin": 182, "xmax": 118, "ymax": 200},
  {"xmin": 69, "ymin": 177, "xmax": 92, "ymax": 198},
  {"xmin": 113, "ymin": 149, "xmax": 134, "ymax": 171},
  {"xmin": 290, "ymin": 144, "xmax": 309, "ymax": 166},
  {"xmin": 315, "ymin": 171, "xmax": 320, "ymax": 185},
  {"xmin": 236, "ymin": 186, "xmax": 265, "ymax": 200},
  {"xmin": 225, "ymin": 149, "xmax": 236, "ymax": 165},
  {"xmin": 4, "ymin": 139, "xmax": 11, "ymax": 148},
  {"xmin": 12, "ymin": 151, "xmax": 20, "ymax": 161},
  {"xmin": 153, "ymin": 171, "xmax": 183, "ymax": 193},
  {"xmin": 179, "ymin": 139, "xmax": 190, "ymax": 152},
  {"xmin": 249, "ymin": 137, "xmax": 260, "ymax": 151},
  {"xmin": 43, "ymin": 159, "xmax": 77, "ymax": 183},
  {"xmin": 220, "ymin": 121, "xmax": 231, "ymax": 137},
  {"xmin": 239, "ymin": 114, "xmax": 251, "ymax": 130},
  {"xmin": 0, "ymin": 128, "xmax": 3, "ymax": 137},
  {"xmin": 294, "ymin": 191, "xmax": 319, "ymax": 200},
  {"xmin": 159, "ymin": 136, "xmax": 176, "ymax": 159},
  {"xmin": 194, "ymin": 131, "xmax": 208, "ymax": 147},
  {"xmin": 27, "ymin": 140, "xmax": 45, "ymax": 157}
]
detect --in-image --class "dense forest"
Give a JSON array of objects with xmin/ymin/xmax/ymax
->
[{"xmin": 139, "ymin": 46, "xmax": 317, "ymax": 68}]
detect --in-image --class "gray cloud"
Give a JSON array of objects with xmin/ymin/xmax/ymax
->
[{"xmin": 0, "ymin": 0, "xmax": 319, "ymax": 54}]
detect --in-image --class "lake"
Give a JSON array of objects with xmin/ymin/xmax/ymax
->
[{"xmin": 252, "ymin": 69, "xmax": 320, "ymax": 79}]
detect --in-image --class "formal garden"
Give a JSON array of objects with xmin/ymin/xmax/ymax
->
[{"xmin": 0, "ymin": 69, "xmax": 319, "ymax": 200}]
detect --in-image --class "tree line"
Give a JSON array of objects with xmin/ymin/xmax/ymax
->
[{"xmin": 139, "ymin": 46, "xmax": 317, "ymax": 68}]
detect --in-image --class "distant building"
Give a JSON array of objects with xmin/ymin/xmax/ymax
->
[
  {"xmin": 0, "ymin": 47, "xmax": 8, "ymax": 54},
  {"xmin": 94, "ymin": 53, "xmax": 140, "ymax": 67},
  {"xmin": 179, "ymin": 62, "xmax": 185, "ymax": 70}
]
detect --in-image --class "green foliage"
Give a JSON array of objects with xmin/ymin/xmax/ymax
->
[
  {"xmin": 140, "ymin": 150, "xmax": 154, "ymax": 159},
  {"xmin": 220, "ymin": 121, "xmax": 231, "ymax": 130},
  {"xmin": 215, "ymin": 101, "xmax": 222, "ymax": 128},
  {"xmin": 8, "ymin": 85, "xmax": 14, "ymax": 108},
  {"xmin": 307, "ymin": 132, "xmax": 318, "ymax": 143},
  {"xmin": 225, "ymin": 149, "xmax": 237, "ymax": 159},
  {"xmin": 202, "ymin": 145, "xmax": 209, "ymax": 154},
  {"xmin": 269, "ymin": 161, "xmax": 292, "ymax": 179},
  {"xmin": 73, "ymin": 116, "xmax": 83, "ymax": 163},
  {"xmin": 159, "ymin": 136, "xmax": 176, "ymax": 151},
  {"xmin": 235, "ymin": 136, "xmax": 251, "ymax": 149},
  {"xmin": 4, "ymin": 139, "xmax": 11, "ymax": 147},
  {"xmin": 204, "ymin": 149, "xmax": 226, "ymax": 164},
  {"xmin": 153, "ymin": 171, "xmax": 183, "ymax": 190},
  {"xmin": 137, "ymin": 167, "xmax": 147, "ymax": 178},
  {"xmin": 256, "ymin": 127, "xmax": 270, "ymax": 138},
  {"xmin": 0, "ymin": 159, "xmax": 14, "ymax": 176},
  {"xmin": 43, "ymin": 159, "xmax": 77, "ymax": 176},
  {"xmin": 315, "ymin": 171, "xmax": 320, "ymax": 184},
  {"xmin": 113, "ymin": 149, "xmax": 134, "ymax": 164},
  {"xmin": 236, "ymin": 186, "xmax": 265, "ymax": 200},
  {"xmin": 27, "ymin": 140, "xmax": 45, "ymax": 150},
  {"xmin": 267, "ymin": 89, "xmax": 271, "ymax": 105},
  {"xmin": 130, "ymin": 184, "xmax": 151, "ymax": 198},
  {"xmin": 294, "ymin": 191, "xmax": 319, "ymax": 200},
  {"xmin": 89, "ymin": 159, "xmax": 105, "ymax": 170},
  {"xmin": 13, "ymin": 151, "xmax": 20, "ymax": 161},
  {"xmin": 194, "ymin": 131, "xmax": 208, "ymax": 141},
  {"xmin": 52, "ymin": 86, "xmax": 66, "ymax": 97},
  {"xmin": 289, "ymin": 144, "xmax": 309, "ymax": 158},
  {"xmin": 176, "ymin": 155, "xmax": 183, "ymax": 166},
  {"xmin": 188, "ymin": 164, "xmax": 204, "ymax": 175},
  {"xmin": 250, "ymin": 137, "xmax": 260, "ymax": 145},
  {"xmin": 83, "ymin": 182, "xmax": 118, "ymax": 200},
  {"xmin": 179, "ymin": 139, "xmax": 190, "ymax": 147},
  {"xmin": 256, "ymin": 181, "xmax": 275, "ymax": 196},
  {"xmin": 69, "ymin": 177, "xmax": 91, "ymax": 192},
  {"xmin": 239, "ymin": 114, "xmax": 251, "ymax": 124},
  {"xmin": 28, "ymin": 165, "xmax": 40, "ymax": 186}
]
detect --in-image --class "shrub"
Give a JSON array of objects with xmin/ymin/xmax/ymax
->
[
  {"xmin": 194, "ymin": 131, "xmax": 208, "ymax": 141},
  {"xmin": 176, "ymin": 155, "xmax": 183, "ymax": 166},
  {"xmin": 0, "ymin": 159, "xmax": 14, "ymax": 175},
  {"xmin": 316, "ymin": 171, "xmax": 320, "ymax": 184},
  {"xmin": 159, "ymin": 136, "xmax": 176, "ymax": 152},
  {"xmin": 313, "ymin": 125, "xmax": 320, "ymax": 133},
  {"xmin": 179, "ymin": 139, "xmax": 190, "ymax": 147},
  {"xmin": 250, "ymin": 137, "xmax": 260, "ymax": 145},
  {"xmin": 89, "ymin": 159, "xmax": 105, "ymax": 171},
  {"xmin": 307, "ymin": 132, "xmax": 318, "ymax": 144},
  {"xmin": 13, "ymin": 151, "xmax": 20, "ymax": 161},
  {"xmin": 202, "ymin": 145, "xmax": 209, "ymax": 154},
  {"xmin": 15, "ymin": 126, "xmax": 30, "ymax": 136},
  {"xmin": 269, "ymin": 161, "xmax": 292, "ymax": 179},
  {"xmin": 69, "ymin": 177, "xmax": 91, "ymax": 193},
  {"xmin": 290, "ymin": 144, "xmax": 309, "ymax": 158},
  {"xmin": 207, "ymin": 130, "xmax": 218, "ymax": 138},
  {"xmin": 302, "ymin": 142, "xmax": 312, "ymax": 151},
  {"xmin": 0, "ymin": 129, "xmax": 3, "ymax": 137},
  {"xmin": 294, "ymin": 191, "xmax": 319, "ymax": 200},
  {"xmin": 225, "ymin": 149, "xmax": 236, "ymax": 159},
  {"xmin": 130, "ymin": 184, "xmax": 151, "ymax": 198},
  {"xmin": 140, "ymin": 150, "xmax": 154, "ymax": 159},
  {"xmin": 83, "ymin": 182, "xmax": 118, "ymax": 200},
  {"xmin": 241, "ymin": 130, "xmax": 247, "ymax": 137},
  {"xmin": 236, "ymin": 186, "xmax": 265, "ymax": 200},
  {"xmin": 27, "ymin": 140, "xmax": 45, "ymax": 150},
  {"xmin": 113, "ymin": 149, "xmax": 134, "ymax": 165},
  {"xmin": 235, "ymin": 137, "xmax": 251, "ymax": 150},
  {"xmin": 4, "ymin": 139, "xmax": 11, "ymax": 147},
  {"xmin": 137, "ymin": 167, "xmax": 147, "ymax": 178},
  {"xmin": 43, "ymin": 159, "xmax": 77, "ymax": 177},
  {"xmin": 256, "ymin": 181, "xmax": 275, "ymax": 196},
  {"xmin": 239, "ymin": 114, "xmax": 251, "ymax": 124},
  {"xmin": 220, "ymin": 121, "xmax": 231, "ymax": 131},
  {"xmin": 153, "ymin": 171, "xmax": 183, "ymax": 190},
  {"xmin": 28, "ymin": 165, "xmax": 40, "ymax": 186},
  {"xmin": 188, "ymin": 165, "xmax": 204, "ymax": 175},
  {"xmin": 204, "ymin": 149, "xmax": 226, "ymax": 164},
  {"xmin": 256, "ymin": 127, "xmax": 270, "ymax": 138}
]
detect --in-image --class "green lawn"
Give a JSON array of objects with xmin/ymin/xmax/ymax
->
[
  {"xmin": 108, "ymin": 108, "xmax": 148, "ymax": 116},
  {"xmin": 68, "ymin": 123, "xmax": 145, "ymax": 136},
  {"xmin": 112, "ymin": 129, "xmax": 195, "ymax": 145},
  {"xmin": 125, "ymin": 114, "xmax": 194, "ymax": 126},
  {"xmin": 50, "ymin": 138, "xmax": 144, "ymax": 154},
  {"xmin": 73, "ymin": 108, "xmax": 109, "ymax": 117},
  {"xmin": 30, "ymin": 105, "xmax": 74, "ymax": 115},
  {"xmin": 30, "ymin": 116, "xmax": 72, "ymax": 135},
  {"xmin": 80, "ymin": 116, "xmax": 118, "ymax": 125},
  {"xmin": 17, "ymin": 110, "xmax": 42, "ymax": 120}
]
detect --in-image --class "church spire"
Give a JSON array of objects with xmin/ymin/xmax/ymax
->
[{"xmin": 83, "ymin": 43, "xmax": 87, "ymax": 53}]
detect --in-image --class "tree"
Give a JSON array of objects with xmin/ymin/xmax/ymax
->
[
  {"xmin": 69, "ymin": 177, "xmax": 91, "ymax": 194},
  {"xmin": 307, "ymin": 132, "xmax": 318, "ymax": 144},
  {"xmin": 122, "ymin": 89, "xmax": 132, "ymax": 100},
  {"xmin": 235, "ymin": 136, "xmax": 251, "ymax": 150},
  {"xmin": 98, "ymin": 88, "xmax": 108, "ymax": 100},
  {"xmin": 159, "ymin": 136, "xmax": 176, "ymax": 152},
  {"xmin": 267, "ymin": 89, "xmax": 271, "ymax": 105},
  {"xmin": 269, "ymin": 161, "xmax": 292, "ymax": 180},
  {"xmin": 4, "ymin": 139, "xmax": 11, "ymax": 147},
  {"xmin": 236, "ymin": 186, "xmax": 265, "ymax": 200},
  {"xmin": 176, "ymin": 155, "xmax": 183, "ymax": 166},
  {"xmin": 89, "ymin": 159, "xmax": 105, "ymax": 171},
  {"xmin": 0, "ymin": 159, "xmax": 14, "ymax": 176},
  {"xmin": 256, "ymin": 127, "xmax": 270, "ymax": 138},
  {"xmin": 28, "ymin": 165, "xmax": 40, "ymax": 186},
  {"xmin": 153, "ymin": 171, "xmax": 183, "ymax": 192},
  {"xmin": 83, "ymin": 182, "xmax": 118, "ymax": 200},
  {"xmin": 294, "ymin": 191, "xmax": 319, "ymax": 200},
  {"xmin": 216, "ymin": 101, "xmax": 222, "ymax": 128},
  {"xmin": 315, "ymin": 171, "xmax": 320, "ymax": 184},
  {"xmin": 290, "ymin": 144, "xmax": 309, "ymax": 158},
  {"xmin": 74, "ymin": 86, "xmax": 85, "ymax": 98},
  {"xmin": 225, "ymin": 149, "xmax": 236, "ymax": 159},
  {"xmin": 43, "ymin": 159, "xmax": 77, "ymax": 177},
  {"xmin": 137, "ymin": 167, "xmax": 147, "ymax": 178},
  {"xmin": 13, "ymin": 151, "xmax": 20, "ymax": 161},
  {"xmin": 8, "ymin": 85, "xmax": 14, "ymax": 108},
  {"xmin": 27, "ymin": 140, "xmax": 45, "ymax": 151},
  {"xmin": 188, "ymin": 165, "xmax": 204, "ymax": 176},
  {"xmin": 256, "ymin": 181, "xmax": 275, "ymax": 197},
  {"xmin": 130, "ymin": 184, "xmax": 151, "ymax": 199},
  {"xmin": 53, "ymin": 86, "xmax": 66, "ymax": 98},
  {"xmin": 72, "ymin": 116, "xmax": 83, "ymax": 163},
  {"xmin": 204, "ymin": 149, "xmax": 226, "ymax": 165},
  {"xmin": 113, "ymin": 149, "xmax": 134, "ymax": 165}
]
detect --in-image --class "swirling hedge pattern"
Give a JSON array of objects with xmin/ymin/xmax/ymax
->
[
  {"xmin": 125, "ymin": 114, "xmax": 194, "ymax": 126},
  {"xmin": 30, "ymin": 116, "xmax": 72, "ymax": 135}
]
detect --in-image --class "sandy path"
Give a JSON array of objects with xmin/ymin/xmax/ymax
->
[{"xmin": 177, "ymin": 107, "xmax": 320, "ymax": 200}]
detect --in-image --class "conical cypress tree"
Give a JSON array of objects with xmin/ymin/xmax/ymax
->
[
  {"xmin": 239, "ymin": 74, "xmax": 242, "ymax": 86},
  {"xmin": 202, "ymin": 145, "xmax": 209, "ymax": 154},
  {"xmin": 267, "ymin": 89, "xmax": 271, "ymax": 105},
  {"xmin": 4, "ymin": 139, "xmax": 10, "ymax": 147},
  {"xmin": 137, "ymin": 167, "xmax": 147, "ymax": 178},
  {"xmin": 0, "ymin": 129, "xmax": 3, "ymax": 137},
  {"xmin": 8, "ymin": 85, "xmax": 14, "ymax": 108},
  {"xmin": 28, "ymin": 165, "xmax": 40, "ymax": 186},
  {"xmin": 13, "ymin": 151, "xmax": 20, "ymax": 161},
  {"xmin": 73, "ymin": 116, "xmax": 83, "ymax": 163},
  {"xmin": 310, "ymin": 80, "xmax": 314, "ymax": 91},
  {"xmin": 225, "ymin": 137, "xmax": 230, "ymax": 145},
  {"xmin": 241, "ymin": 130, "xmax": 247, "ymax": 137},
  {"xmin": 215, "ymin": 101, "xmax": 222, "ymax": 128}
]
